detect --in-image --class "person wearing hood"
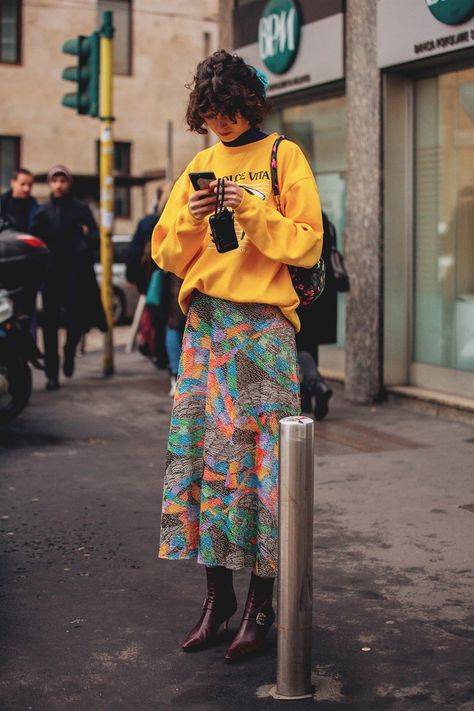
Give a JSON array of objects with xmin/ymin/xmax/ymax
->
[
  {"xmin": 0, "ymin": 168, "xmax": 39, "ymax": 233},
  {"xmin": 31, "ymin": 165, "xmax": 106, "ymax": 390}
]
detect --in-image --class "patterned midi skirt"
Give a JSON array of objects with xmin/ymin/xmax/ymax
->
[{"xmin": 158, "ymin": 292, "xmax": 300, "ymax": 577}]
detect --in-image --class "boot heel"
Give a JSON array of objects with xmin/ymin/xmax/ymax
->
[
  {"xmin": 181, "ymin": 567, "xmax": 237, "ymax": 652},
  {"xmin": 224, "ymin": 573, "xmax": 275, "ymax": 662}
]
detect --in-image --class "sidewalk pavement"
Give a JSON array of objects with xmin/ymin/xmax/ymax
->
[{"xmin": 0, "ymin": 334, "xmax": 473, "ymax": 711}]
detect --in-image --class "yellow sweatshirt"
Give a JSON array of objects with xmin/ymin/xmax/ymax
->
[{"xmin": 151, "ymin": 132, "xmax": 323, "ymax": 331}]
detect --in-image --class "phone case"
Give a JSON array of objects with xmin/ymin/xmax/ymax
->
[
  {"xmin": 189, "ymin": 172, "xmax": 216, "ymax": 191},
  {"xmin": 209, "ymin": 210, "xmax": 239, "ymax": 253}
]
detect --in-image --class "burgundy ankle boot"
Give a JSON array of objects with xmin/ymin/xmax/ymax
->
[
  {"xmin": 224, "ymin": 572, "xmax": 275, "ymax": 662},
  {"xmin": 181, "ymin": 566, "xmax": 237, "ymax": 652}
]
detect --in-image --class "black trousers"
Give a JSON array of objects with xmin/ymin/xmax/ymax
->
[
  {"xmin": 146, "ymin": 304, "xmax": 168, "ymax": 369},
  {"xmin": 42, "ymin": 301, "xmax": 82, "ymax": 380},
  {"xmin": 297, "ymin": 349, "xmax": 319, "ymax": 383}
]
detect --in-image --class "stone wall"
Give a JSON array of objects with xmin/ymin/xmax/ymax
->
[{"xmin": 218, "ymin": 0, "xmax": 234, "ymax": 51}]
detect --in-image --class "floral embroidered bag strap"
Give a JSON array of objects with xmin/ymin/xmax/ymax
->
[{"xmin": 270, "ymin": 134, "xmax": 325, "ymax": 306}]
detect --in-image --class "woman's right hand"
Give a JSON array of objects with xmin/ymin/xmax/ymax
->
[{"xmin": 188, "ymin": 189, "xmax": 215, "ymax": 220}]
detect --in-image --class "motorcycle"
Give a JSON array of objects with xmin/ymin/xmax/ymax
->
[{"xmin": 0, "ymin": 220, "xmax": 49, "ymax": 425}]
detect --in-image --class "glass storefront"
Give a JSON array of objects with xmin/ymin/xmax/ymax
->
[
  {"xmin": 264, "ymin": 96, "xmax": 347, "ymax": 346},
  {"xmin": 414, "ymin": 67, "xmax": 474, "ymax": 373}
]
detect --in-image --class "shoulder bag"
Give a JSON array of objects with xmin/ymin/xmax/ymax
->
[{"xmin": 270, "ymin": 135, "xmax": 325, "ymax": 306}]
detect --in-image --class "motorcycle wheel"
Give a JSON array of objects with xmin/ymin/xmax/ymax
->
[{"xmin": 0, "ymin": 359, "xmax": 32, "ymax": 425}]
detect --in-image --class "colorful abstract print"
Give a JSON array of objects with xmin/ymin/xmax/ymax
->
[{"xmin": 159, "ymin": 293, "xmax": 300, "ymax": 577}]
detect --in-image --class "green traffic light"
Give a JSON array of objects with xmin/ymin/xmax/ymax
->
[
  {"xmin": 62, "ymin": 66, "xmax": 90, "ymax": 82},
  {"xmin": 62, "ymin": 37, "xmax": 81, "ymax": 55},
  {"xmin": 61, "ymin": 93, "xmax": 90, "ymax": 111},
  {"xmin": 61, "ymin": 33, "xmax": 99, "ymax": 117}
]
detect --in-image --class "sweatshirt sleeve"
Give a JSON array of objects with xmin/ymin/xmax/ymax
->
[
  {"xmin": 234, "ymin": 142, "xmax": 323, "ymax": 268},
  {"xmin": 151, "ymin": 170, "xmax": 209, "ymax": 278}
]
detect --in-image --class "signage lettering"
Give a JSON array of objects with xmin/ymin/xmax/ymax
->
[
  {"xmin": 414, "ymin": 28, "xmax": 473, "ymax": 54},
  {"xmin": 258, "ymin": 0, "xmax": 300, "ymax": 75},
  {"xmin": 259, "ymin": 9, "xmax": 296, "ymax": 60},
  {"xmin": 268, "ymin": 73, "xmax": 311, "ymax": 92}
]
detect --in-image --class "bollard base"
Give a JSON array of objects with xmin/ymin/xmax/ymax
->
[{"xmin": 269, "ymin": 685, "xmax": 313, "ymax": 700}]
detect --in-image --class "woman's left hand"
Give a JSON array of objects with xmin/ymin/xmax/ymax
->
[{"xmin": 209, "ymin": 180, "xmax": 244, "ymax": 210}]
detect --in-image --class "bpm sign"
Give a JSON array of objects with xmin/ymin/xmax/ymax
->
[
  {"xmin": 426, "ymin": 0, "xmax": 474, "ymax": 25},
  {"xmin": 258, "ymin": 0, "xmax": 301, "ymax": 75}
]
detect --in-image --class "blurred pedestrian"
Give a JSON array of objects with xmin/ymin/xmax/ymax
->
[
  {"xmin": 1, "ymin": 168, "xmax": 41, "ymax": 336},
  {"xmin": 296, "ymin": 211, "xmax": 341, "ymax": 420},
  {"xmin": 31, "ymin": 165, "xmax": 106, "ymax": 390},
  {"xmin": 152, "ymin": 50, "xmax": 323, "ymax": 662},
  {"xmin": 141, "ymin": 265, "xmax": 168, "ymax": 368},
  {"xmin": 126, "ymin": 188, "xmax": 161, "ymax": 295},
  {"xmin": 164, "ymin": 272, "xmax": 185, "ymax": 396},
  {"xmin": 0, "ymin": 168, "xmax": 39, "ymax": 233},
  {"xmin": 127, "ymin": 183, "xmax": 172, "ymax": 369}
]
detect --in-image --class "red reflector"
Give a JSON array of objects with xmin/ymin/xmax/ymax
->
[{"xmin": 16, "ymin": 235, "xmax": 46, "ymax": 248}]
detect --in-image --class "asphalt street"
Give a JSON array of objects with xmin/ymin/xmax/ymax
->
[{"xmin": 0, "ymin": 335, "xmax": 473, "ymax": 711}]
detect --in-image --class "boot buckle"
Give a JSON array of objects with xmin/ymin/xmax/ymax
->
[{"xmin": 256, "ymin": 612, "xmax": 267, "ymax": 626}]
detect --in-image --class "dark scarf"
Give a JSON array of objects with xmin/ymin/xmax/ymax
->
[{"xmin": 222, "ymin": 127, "xmax": 268, "ymax": 147}]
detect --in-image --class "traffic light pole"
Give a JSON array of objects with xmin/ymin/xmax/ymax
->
[{"xmin": 99, "ymin": 11, "xmax": 114, "ymax": 376}]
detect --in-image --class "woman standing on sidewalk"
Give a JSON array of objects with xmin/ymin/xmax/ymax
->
[{"xmin": 152, "ymin": 50, "xmax": 323, "ymax": 662}]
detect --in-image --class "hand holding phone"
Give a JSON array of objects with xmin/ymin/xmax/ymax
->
[
  {"xmin": 189, "ymin": 171, "xmax": 216, "ymax": 191},
  {"xmin": 188, "ymin": 171, "xmax": 217, "ymax": 220}
]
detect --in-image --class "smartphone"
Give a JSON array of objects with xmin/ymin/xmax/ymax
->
[{"xmin": 189, "ymin": 171, "xmax": 216, "ymax": 192}]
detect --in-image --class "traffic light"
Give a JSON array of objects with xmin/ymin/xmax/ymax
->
[{"xmin": 61, "ymin": 33, "xmax": 99, "ymax": 117}]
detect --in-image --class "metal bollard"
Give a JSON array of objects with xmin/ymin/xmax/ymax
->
[{"xmin": 273, "ymin": 416, "xmax": 315, "ymax": 700}]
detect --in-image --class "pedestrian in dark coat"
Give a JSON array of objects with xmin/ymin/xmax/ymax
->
[
  {"xmin": 126, "ymin": 183, "xmax": 172, "ymax": 295},
  {"xmin": 0, "ymin": 169, "xmax": 41, "ymax": 332},
  {"xmin": 296, "ymin": 211, "xmax": 338, "ymax": 420},
  {"xmin": 126, "ymin": 212, "xmax": 159, "ymax": 295},
  {"xmin": 126, "ymin": 183, "xmax": 173, "ymax": 368},
  {"xmin": 0, "ymin": 168, "xmax": 39, "ymax": 233},
  {"xmin": 31, "ymin": 165, "xmax": 106, "ymax": 390}
]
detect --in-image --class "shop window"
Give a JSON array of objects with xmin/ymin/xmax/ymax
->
[
  {"xmin": 0, "ymin": 0, "xmax": 21, "ymax": 64},
  {"xmin": 98, "ymin": 0, "xmax": 131, "ymax": 75},
  {"xmin": 96, "ymin": 141, "xmax": 131, "ymax": 218},
  {"xmin": 264, "ymin": 96, "xmax": 348, "ymax": 347},
  {"xmin": 0, "ymin": 136, "xmax": 20, "ymax": 192},
  {"xmin": 413, "ymin": 68, "xmax": 474, "ymax": 372},
  {"xmin": 114, "ymin": 183, "xmax": 130, "ymax": 219}
]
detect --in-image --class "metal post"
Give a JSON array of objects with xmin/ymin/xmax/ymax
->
[
  {"xmin": 99, "ymin": 10, "xmax": 115, "ymax": 376},
  {"xmin": 273, "ymin": 415, "xmax": 315, "ymax": 700}
]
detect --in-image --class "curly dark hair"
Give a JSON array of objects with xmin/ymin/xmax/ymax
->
[{"xmin": 185, "ymin": 50, "xmax": 270, "ymax": 134}]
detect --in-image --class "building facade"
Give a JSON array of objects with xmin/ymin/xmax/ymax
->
[
  {"xmin": 0, "ymin": 0, "xmax": 219, "ymax": 232},
  {"xmin": 232, "ymin": 0, "xmax": 474, "ymax": 407}
]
